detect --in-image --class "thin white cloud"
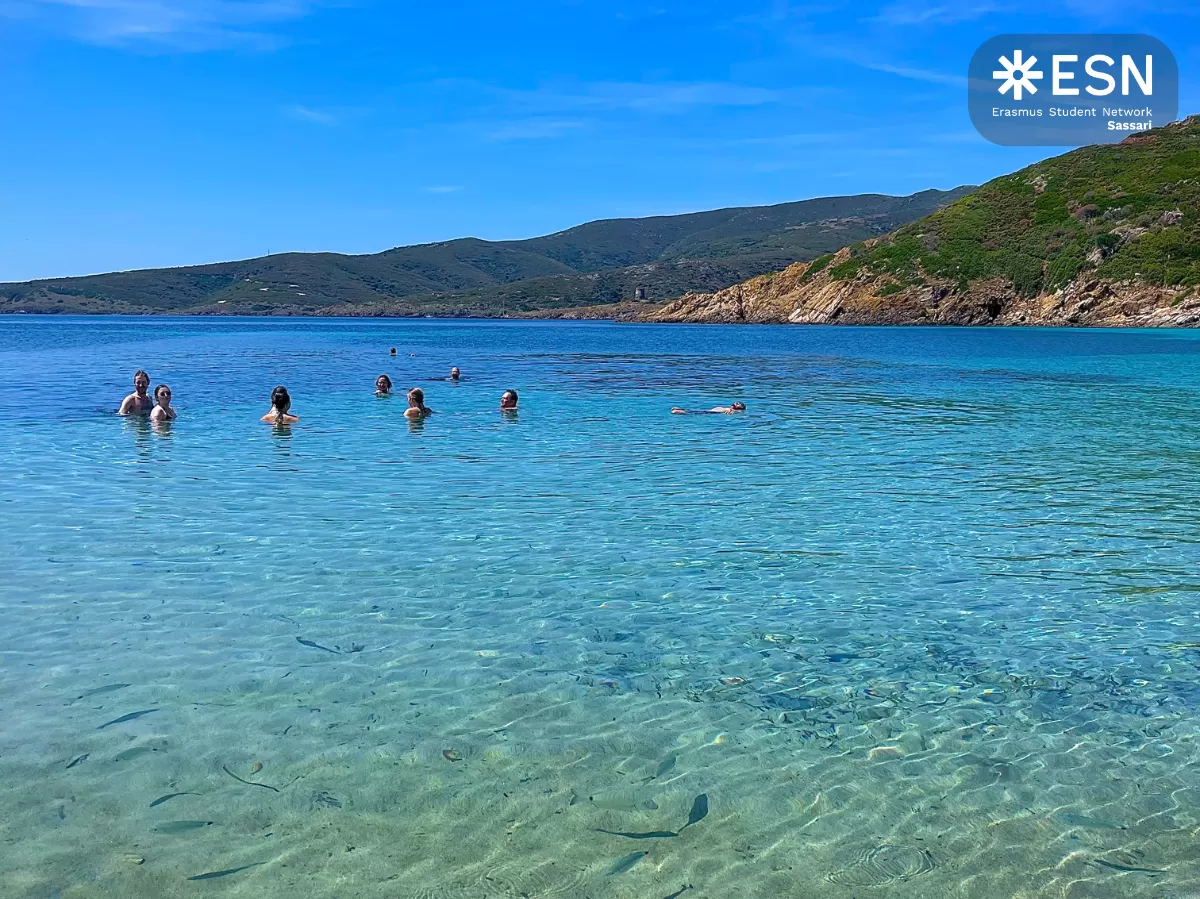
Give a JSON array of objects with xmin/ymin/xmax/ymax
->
[
  {"xmin": 867, "ymin": 1, "xmax": 998, "ymax": 25},
  {"xmin": 859, "ymin": 61, "xmax": 966, "ymax": 87},
  {"xmin": 423, "ymin": 185, "xmax": 464, "ymax": 194},
  {"xmin": 722, "ymin": 127, "xmax": 881, "ymax": 147},
  {"xmin": 13, "ymin": 0, "xmax": 327, "ymax": 49},
  {"xmin": 284, "ymin": 103, "xmax": 339, "ymax": 125},
  {"xmin": 1059, "ymin": 0, "xmax": 1199, "ymax": 18},
  {"xmin": 808, "ymin": 41, "xmax": 967, "ymax": 87},
  {"xmin": 779, "ymin": 31, "xmax": 969, "ymax": 91},
  {"xmin": 497, "ymin": 80, "xmax": 786, "ymax": 114},
  {"xmin": 484, "ymin": 118, "xmax": 585, "ymax": 141},
  {"xmin": 729, "ymin": 1, "xmax": 849, "ymax": 27},
  {"xmin": 614, "ymin": 5, "xmax": 665, "ymax": 20}
]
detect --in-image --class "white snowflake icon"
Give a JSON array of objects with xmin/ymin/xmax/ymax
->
[{"xmin": 993, "ymin": 50, "xmax": 1043, "ymax": 100}]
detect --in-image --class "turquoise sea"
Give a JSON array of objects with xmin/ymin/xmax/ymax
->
[{"xmin": 4, "ymin": 316, "xmax": 1200, "ymax": 898}]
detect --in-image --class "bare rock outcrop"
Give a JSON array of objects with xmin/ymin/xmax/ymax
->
[{"xmin": 639, "ymin": 250, "xmax": 1200, "ymax": 328}]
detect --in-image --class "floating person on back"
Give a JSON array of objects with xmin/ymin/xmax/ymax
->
[
  {"xmin": 375, "ymin": 374, "xmax": 393, "ymax": 396},
  {"xmin": 118, "ymin": 370, "xmax": 154, "ymax": 415},
  {"xmin": 671, "ymin": 402, "xmax": 746, "ymax": 415},
  {"xmin": 404, "ymin": 387, "xmax": 433, "ymax": 420},
  {"xmin": 500, "ymin": 390, "xmax": 518, "ymax": 412},
  {"xmin": 262, "ymin": 386, "xmax": 299, "ymax": 423},
  {"xmin": 150, "ymin": 385, "xmax": 176, "ymax": 422}
]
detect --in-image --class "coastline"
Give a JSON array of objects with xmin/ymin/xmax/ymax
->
[{"xmin": 4, "ymin": 297, "xmax": 1200, "ymax": 327}]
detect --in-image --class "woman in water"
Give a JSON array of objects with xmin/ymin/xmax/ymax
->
[
  {"xmin": 262, "ymin": 386, "xmax": 299, "ymax": 423},
  {"xmin": 671, "ymin": 402, "xmax": 746, "ymax": 414},
  {"xmin": 376, "ymin": 374, "xmax": 393, "ymax": 396},
  {"xmin": 150, "ymin": 384, "xmax": 176, "ymax": 422},
  {"xmin": 404, "ymin": 387, "xmax": 433, "ymax": 419},
  {"xmin": 500, "ymin": 390, "xmax": 518, "ymax": 411}
]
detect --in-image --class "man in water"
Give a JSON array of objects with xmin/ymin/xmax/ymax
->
[
  {"xmin": 118, "ymin": 370, "xmax": 154, "ymax": 415},
  {"xmin": 500, "ymin": 390, "xmax": 518, "ymax": 411},
  {"xmin": 671, "ymin": 402, "xmax": 746, "ymax": 415},
  {"xmin": 449, "ymin": 367, "xmax": 461, "ymax": 381}
]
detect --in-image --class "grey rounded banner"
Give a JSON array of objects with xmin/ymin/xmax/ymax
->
[{"xmin": 968, "ymin": 34, "xmax": 1178, "ymax": 146}]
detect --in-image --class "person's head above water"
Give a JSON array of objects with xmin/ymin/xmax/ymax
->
[
  {"xmin": 151, "ymin": 384, "xmax": 176, "ymax": 421},
  {"xmin": 671, "ymin": 400, "xmax": 747, "ymax": 415},
  {"xmin": 390, "ymin": 347, "xmax": 397, "ymax": 356},
  {"xmin": 262, "ymin": 386, "xmax": 297, "ymax": 422},
  {"xmin": 500, "ymin": 390, "xmax": 518, "ymax": 410},
  {"xmin": 376, "ymin": 374, "xmax": 392, "ymax": 394},
  {"xmin": 404, "ymin": 387, "xmax": 433, "ymax": 419},
  {"xmin": 118, "ymin": 370, "xmax": 155, "ymax": 414},
  {"xmin": 449, "ymin": 367, "xmax": 461, "ymax": 380}
]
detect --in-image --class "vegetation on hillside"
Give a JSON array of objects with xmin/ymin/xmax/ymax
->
[
  {"xmin": 825, "ymin": 118, "xmax": 1200, "ymax": 296},
  {"xmin": 0, "ymin": 189, "xmax": 971, "ymax": 316}
]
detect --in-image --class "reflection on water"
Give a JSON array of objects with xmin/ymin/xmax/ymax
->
[
  {"xmin": 2, "ymin": 318, "xmax": 1200, "ymax": 898},
  {"xmin": 123, "ymin": 414, "xmax": 154, "ymax": 461}
]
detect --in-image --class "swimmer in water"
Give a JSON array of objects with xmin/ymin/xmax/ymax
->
[
  {"xmin": 390, "ymin": 347, "xmax": 397, "ymax": 356},
  {"xmin": 150, "ymin": 384, "xmax": 176, "ymax": 422},
  {"xmin": 118, "ymin": 370, "xmax": 154, "ymax": 415},
  {"xmin": 376, "ymin": 374, "xmax": 393, "ymax": 396},
  {"xmin": 449, "ymin": 367, "xmax": 461, "ymax": 381},
  {"xmin": 404, "ymin": 387, "xmax": 433, "ymax": 419},
  {"xmin": 671, "ymin": 401, "xmax": 746, "ymax": 415},
  {"xmin": 262, "ymin": 385, "xmax": 299, "ymax": 423},
  {"xmin": 500, "ymin": 389, "xmax": 518, "ymax": 411}
]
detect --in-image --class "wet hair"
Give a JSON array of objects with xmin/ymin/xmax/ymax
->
[
  {"xmin": 500, "ymin": 390, "xmax": 518, "ymax": 408},
  {"xmin": 134, "ymin": 370, "xmax": 149, "ymax": 384},
  {"xmin": 155, "ymin": 384, "xmax": 171, "ymax": 400},
  {"xmin": 376, "ymin": 374, "xmax": 392, "ymax": 392},
  {"xmin": 731, "ymin": 401, "xmax": 746, "ymax": 410},
  {"xmin": 407, "ymin": 387, "xmax": 425, "ymax": 407},
  {"xmin": 271, "ymin": 385, "xmax": 291, "ymax": 411},
  {"xmin": 390, "ymin": 347, "xmax": 397, "ymax": 355}
]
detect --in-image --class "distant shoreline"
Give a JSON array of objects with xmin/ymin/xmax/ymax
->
[{"xmin": 2, "ymin": 309, "xmax": 1198, "ymax": 329}]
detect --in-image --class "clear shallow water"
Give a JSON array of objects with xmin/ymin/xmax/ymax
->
[{"xmin": 3, "ymin": 316, "xmax": 1200, "ymax": 898}]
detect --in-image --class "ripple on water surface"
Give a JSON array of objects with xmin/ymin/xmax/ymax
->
[{"xmin": 3, "ymin": 319, "xmax": 1200, "ymax": 898}]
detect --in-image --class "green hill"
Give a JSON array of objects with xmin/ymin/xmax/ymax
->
[
  {"xmin": 647, "ymin": 117, "xmax": 1200, "ymax": 328},
  {"xmin": 0, "ymin": 189, "xmax": 972, "ymax": 316},
  {"xmin": 822, "ymin": 120, "xmax": 1200, "ymax": 298}
]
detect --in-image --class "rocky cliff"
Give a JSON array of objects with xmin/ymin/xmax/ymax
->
[
  {"xmin": 643, "ymin": 118, "xmax": 1200, "ymax": 328},
  {"xmin": 642, "ymin": 247, "xmax": 1200, "ymax": 327}
]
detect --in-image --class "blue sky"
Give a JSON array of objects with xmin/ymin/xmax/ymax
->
[{"xmin": 0, "ymin": 1, "xmax": 1196, "ymax": 281}]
